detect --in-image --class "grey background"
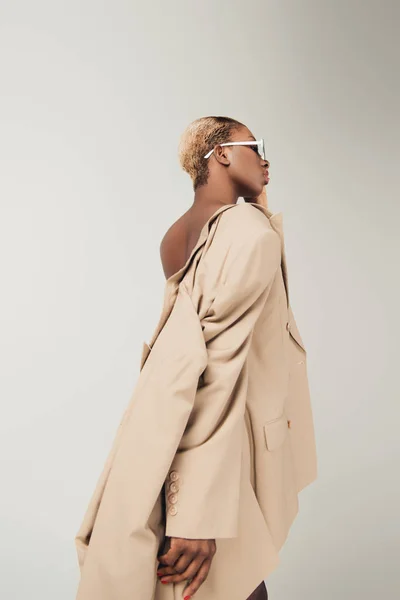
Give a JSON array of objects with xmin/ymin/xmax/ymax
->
[{"xmin": 0, "ymin": 1, "xmax": 399, "ymax": 599}]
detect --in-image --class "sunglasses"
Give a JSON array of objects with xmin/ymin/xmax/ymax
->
[{"xmin": 204, "ymin": 138, "xmax": 266, "ymax": 161}]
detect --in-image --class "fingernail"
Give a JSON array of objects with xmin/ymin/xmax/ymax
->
[
  {"xmin": 161, "ymin": 579, "xmax": 168, "ymax": 584},
  {"xmin": 157, "ymin": 571, "xmax": 162, "ymax": 576},
  {"xmin": 184, "ymin": 596, "xmax": 191, "ymax": 600}
]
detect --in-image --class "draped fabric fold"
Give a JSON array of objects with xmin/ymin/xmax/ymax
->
[{"xmin": 74, "ymin": 202, "xmax": 317, "ymax": 600}]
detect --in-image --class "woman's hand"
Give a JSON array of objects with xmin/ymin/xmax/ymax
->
[{"xmin": 157, "ymin": 536, "xmax": 216, "ymax": 598}]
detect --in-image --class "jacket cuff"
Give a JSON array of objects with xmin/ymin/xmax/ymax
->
[{"xmin": 163, "ymin": 439, "xmax": 242, "ymax": 539}]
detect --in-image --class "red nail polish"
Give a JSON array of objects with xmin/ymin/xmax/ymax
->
[
  {"xmin": 184, "ymin": 596, "xmax": 191, "ymax": 600},
  {"xmin": 161, "ymin": 579, "xmax": 168, "ymax": 584}
]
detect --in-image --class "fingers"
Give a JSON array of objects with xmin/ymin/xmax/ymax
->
[
  {"xmin": 158, "ymin": 553, "xmax": 205, "ymax": 584},
  {"xmin": 157, "ymin": 551, "xmax": 192, "ymax": 577},
  {"xmin": 157, "ymin": 542, "xmax": 184, "ymax": 573},
  {"xmin": 156, "ymin": 537, "xmax": 216, "ymax": 596},
  {"xmin": 182, "ymin": 558, "xmax": 212, "ymax": 598}
]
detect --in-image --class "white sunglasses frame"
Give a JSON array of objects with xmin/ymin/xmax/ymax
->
[{"xmin": 204, "ymin": 139, "xmax": 266, "ymax": 160}]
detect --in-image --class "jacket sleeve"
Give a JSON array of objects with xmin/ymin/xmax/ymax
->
[{"xmin": 164, "ymin": 227, "xmax": 281, "ymax": 539}]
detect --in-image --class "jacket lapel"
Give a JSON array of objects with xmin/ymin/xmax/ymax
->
[
  {"xmin": 269, "ymin": 212, "xmax": 290, "ymax": 309},
  {"xmin": 249, "ymin": 204, "xmax": 290, "ymax": 309}
]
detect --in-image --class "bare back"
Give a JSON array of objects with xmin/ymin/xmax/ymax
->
[{"xmin": 160, "ymin": 204, "xmax": 225, "ymax": 280}]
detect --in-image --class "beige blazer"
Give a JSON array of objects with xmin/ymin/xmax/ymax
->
[{"xmin": 74, "ymin": 201, "xmax": 318, "ymax": 600}]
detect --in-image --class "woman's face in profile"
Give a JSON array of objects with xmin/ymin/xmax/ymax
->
[{"xmin": 226, "ymin": 125, "xmax": 270, "ymax": 199}]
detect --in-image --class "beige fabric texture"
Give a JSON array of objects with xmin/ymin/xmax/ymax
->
[{"xmin": 74, "ymin": 201, "xmax": 318, "ymax": 600}]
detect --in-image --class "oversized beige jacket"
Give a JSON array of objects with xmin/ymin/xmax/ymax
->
[{"xmin": 74, "ymin": 201, "xmax": 318, "ymax": 600}]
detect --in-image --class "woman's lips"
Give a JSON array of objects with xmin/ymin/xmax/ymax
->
[{"xmin": 263, "ymin": 171, "xmax": 269, "ymax": 183}]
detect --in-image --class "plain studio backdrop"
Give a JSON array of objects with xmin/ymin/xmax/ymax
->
[{"xmin": 0, "ymin": 1, "xmax": 398, "ymax": 599}]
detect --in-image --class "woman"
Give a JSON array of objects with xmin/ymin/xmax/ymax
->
[{"xmin": 74, "ymin": 116, "xmax": 318, "ymax": 600}]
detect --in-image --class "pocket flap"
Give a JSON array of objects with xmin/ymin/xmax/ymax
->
[{"xmin": 263, "ymin": 413, "xmax": 289, "ymax": 451}]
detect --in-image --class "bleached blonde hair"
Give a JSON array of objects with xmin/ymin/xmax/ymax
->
[{"xmin": 178, "ymin": 116, "xmax": 245, "ymax": 190}]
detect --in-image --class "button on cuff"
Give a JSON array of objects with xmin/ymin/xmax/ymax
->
[
  {"xmin": 169, "ymin": 482, "xmax": 179, "ymax": 493},
  {"xmin": 169, "ymin": 470, "xmax": 179, "ymax": 481}
]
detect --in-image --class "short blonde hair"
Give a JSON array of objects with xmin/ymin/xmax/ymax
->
[{"xmin": 178, "ymin": 116, "xmax": 245, "ymax": 190}]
